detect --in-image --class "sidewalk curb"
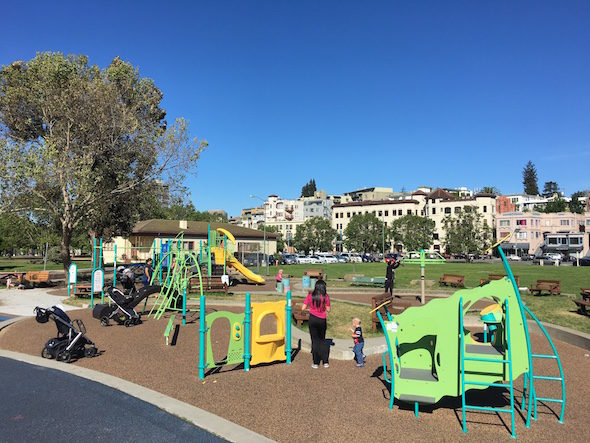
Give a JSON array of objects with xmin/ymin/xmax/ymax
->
[{"xmin": 0, "ymin": 323, "xmax": 274, "ymax": 443}]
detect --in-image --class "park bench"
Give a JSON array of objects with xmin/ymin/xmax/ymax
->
[
  {"xmin": 71, "ymin": 285, "xmax": 93, "ymax": 297},
  {"xmin": 370, "ymin": 293, "xmax": 412, "ymax": 331},
  {"xmin": 439, "ymin": 274, "xmax": 465, "ymax": 288},
  {"xmin": 291, "ymin": 302, "xmax": 310, "ymax": 326},
  {"xmin": 480, "ymin": 274, "xmax": 520, "ymax": 287},
  {"xmin": 0, "ymin": 272, "xmax": 25, "ymax": 286},
  {"xmin": 529, "ymin": 279, "xmax": 561, "ymax": 296},
  {"xmin": 23, "ymin": 271, "xmax": 51, "ymax": 287},
  {"xmin": 573, "ymin": 288, "xmax": 590, "ymax": 315},
  {"xmin": 304, "ymin": 269, "xmax": 325, "ymax": 280},
  {"xmin": 189, "ymin": 276, "xmax": 228, "ymax": 294},
  {"xmin": 352, "ymin": 276, "xmax": 386, "ymax": 287}
]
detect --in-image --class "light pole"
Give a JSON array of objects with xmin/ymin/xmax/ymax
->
[{"xmin": 250, "ymin": 195, "xmax": 269, "ymax": 276}]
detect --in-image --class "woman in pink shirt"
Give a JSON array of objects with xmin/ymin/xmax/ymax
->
[{"xmin": 301, "ymin": 279, "xmax": 331, "ymax": 368}]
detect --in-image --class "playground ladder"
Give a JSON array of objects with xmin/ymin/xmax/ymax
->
[
  {"xmin": 520, "ymin": 305, "xmax": 565, "ymax": 424},
  {"xmin": 459, "ymin": 297, "xmax": 517, "ymax": 438}
]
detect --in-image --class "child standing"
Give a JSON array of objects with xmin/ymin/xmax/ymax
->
[{"xmin": 350, "ymin": 317, "xmax": 365, "ymax": 367}]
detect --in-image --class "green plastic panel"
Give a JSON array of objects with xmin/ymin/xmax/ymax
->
[{"xmin": 205, "ymin": 311, "xmax": 245, "ymax": 368}]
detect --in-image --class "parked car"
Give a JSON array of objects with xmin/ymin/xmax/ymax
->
[
  {"xmin": 577, "ymin": 256, "xmax": 590, "ymax": 266},
  {"xmin": 385, "ymin": 252, "xmax": 403, "ymax": 261},
  {"xmin": 362, "ymin": 253, "xmax": 376, "ymax": 262},
  {"xmin": 545, "ymin": 253, "xmax": 563, "ymax": 262},
  {"xmin": 317, "ymin": 253, "xmax": 338, "ymax": 264},
  {"xmin": 506, "ymin": 254, "xmax": 522, "ymax": 261},
  {"xmin": 295, "ymin": 254, "xmax": 312, "ymax": 264},
  {"xmin": 349, "ymin": 253, "xmax": 363, "ymax": 263},
  {"xmin": 280, "ymin": 253, "xmax": 297, "ymax": 265},
  {"xmin": 309, "ymin": 255, "xmax": 322, "ymax": 264},
  {"xmin": 532, "ymin": 254, "xmax": 558, "ymax": 265},
  {"xmin": 335, "ymin": 254, "xmax": 349, "ymax": 263}
]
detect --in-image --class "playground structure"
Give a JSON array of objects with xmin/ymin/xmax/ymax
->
[
  {"xmin": 198, "ymin": 290, "xmax": 292, "ymax": 380},
  {"xmin": 374, "ymin": 244, "xmax": 565, "ymax": 438}
]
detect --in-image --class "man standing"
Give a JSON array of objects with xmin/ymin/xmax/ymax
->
[{"xmin": 384, "ymin": 258, "xmax": 400, "ymax": 296}]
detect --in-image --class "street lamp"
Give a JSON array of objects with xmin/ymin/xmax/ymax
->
[{"xmin": 250, "ymin": 194, "xmax": 269, "ymax": 276}]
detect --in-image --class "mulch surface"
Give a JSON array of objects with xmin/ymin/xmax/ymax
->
[{"xmin": 2, "ymin": 307, "xmax": 588, "ymax": 442}]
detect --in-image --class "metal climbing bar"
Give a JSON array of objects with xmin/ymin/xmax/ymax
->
[
  {"xmin": 464, "ymin": 380, "xmax": 511, "ymax": 388},
  {"xmin": 376, "ymin": 310, "xmax": 395, "ymax": 410}
]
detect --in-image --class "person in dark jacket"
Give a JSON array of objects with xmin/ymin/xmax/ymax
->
[{"xmin": 384, "ymin": 258, "xmax": 400, "ymax": 296}]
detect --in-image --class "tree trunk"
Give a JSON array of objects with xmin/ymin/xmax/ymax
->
[{"xmin": 61, "ymin": 224, "xmax": 72, "ymax": 279}]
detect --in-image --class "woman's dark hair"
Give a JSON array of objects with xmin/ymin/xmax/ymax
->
[{"xmin": 311, "ymin": 279, "xmax": 327, "ymax": 309}]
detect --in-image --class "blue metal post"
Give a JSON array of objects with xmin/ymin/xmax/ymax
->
[
  {"xmin": 244, "ymin": 292, "xmax": 251, "ymax": 372},
  {"xmin": 158, "ymin": 239, "xmax": 163, "ymax": 284},
  {"xmin": 113, "ymin": 244, "xmax": 117, "ymax": 289},
  {"xmin": 98, "ymin": 238, "xmax": 104, "ymax": 302},
  {"xmin": 286, "ymin": 289, "xmax": 292, "ymax": 364},
  {"xmin": 91, "ymin": 238, "xmax": 96, "ymax": 308},
  {"xmin": 182, "ymin": 285, "xmax": 187, "ymax": 325}
]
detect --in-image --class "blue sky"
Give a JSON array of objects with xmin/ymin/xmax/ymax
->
[{"xmin": 2, "ymin": 1, "xmax": 589, "ymax": 216}]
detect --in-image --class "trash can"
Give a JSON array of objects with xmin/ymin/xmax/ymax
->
[
  {"xmin": 283, "ymin": 278, "xmax": 291, "ymax": 294},
  {"xmin": 276, "ymin": 282, "xmax": 284, "ymax": 293},
  {"xmin": 310, "ymin": 277, "xmax": 318, "ymax": 289},
  {"xmin": 302, "ymin": 275, "xmax": 311, "ymax": 289}
]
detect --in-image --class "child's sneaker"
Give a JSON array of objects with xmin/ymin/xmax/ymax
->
[
  {"xmin": 356, "ymin": 363, "xmax": 364, "ymax": 367},
  {"xmin": 362, "ymin": 354, "xmax": 366, "ymax": 361},
  {"xmin": 311, "ymin": 364, "xmax": 319, "ymax": 369},
  {"xmin": 323, "ymin": 363, "xmax": 329, "ymax": 368}
]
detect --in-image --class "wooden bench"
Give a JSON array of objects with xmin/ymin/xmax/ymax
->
[
  {"xmin": 304, "ymin": 269, "xmax": 325, "ymax": 280},
  {"xmin": 573, "ymin": 288, "xmax": 590, "ymax": 315},
  {"xmin": 530, "ymin": 279, "xmax": 561, "ymax": 296},
  {"xmin": 23, "ymin": 271, "xmax": 51, "ymax": 287},
  {"xmin": 370, "ymin": 293, "xmax": 411, "ymax": 331},
  {"xmin": 480, "ymin": 274, "xmax": 520, "ymax": 287},
  {"xmin": 189, "ymin": 276, "xmax": 228, "ymax": 294},
  {"xmin": 439, "ymin": 274, "xmax": 465, "ymax": 288},
  {"xmin": 352, "ymin": 276, "xmax": 386, "ymax": 287},
  {"xmin": 292, "ymin": 302, "xmax": 310, "ymax": 326},
  {"xmin": 0, "ymin": 272, "xmax": 25, "ymax": 287}
]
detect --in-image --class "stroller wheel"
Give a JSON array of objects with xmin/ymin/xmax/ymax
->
[
  {"xmin": 58, "ymin": 350, "xmax": 72, "ymax": 363},
  {"xmin": 124, "ymin": 319, "xmax": 132, "ymax": 327},
  {"xmin": 84, "ymin": 346, "xmax": 98, "ymax": 358},
  {"xmin": 100, "ymin": 317, "xmax": 110, "ymax": 327},
  {"xmin": 41, "ymin": 347, "xmax": 52, "ymax": 359}
]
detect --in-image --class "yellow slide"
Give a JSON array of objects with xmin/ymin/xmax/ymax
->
[{"xmin": 227, "ymin": 255, "xmax": 265, "ymax": 284}]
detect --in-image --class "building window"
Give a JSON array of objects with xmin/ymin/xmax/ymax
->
[
  {"xmin": 545, "ymin": 220, "xmax": 551, "ymax": 226},
  {"xmin": 432, "ymin": 208, "xmax": 436, "ymax": 215},
  {"xmin": 431, "ymin": 199, "xmax": 435, "ymax": 203},
  {"xmin": 483, "ymin": 206, "xmax": 487, "ymax": 213},
  {"xmin": 433, "ymin": 233, "xmax": 439, "ymax": 240},
  {"xmin": 384, "ymin": 222, "xmax": 387, "ymax": 227},
  {"xmin": 570, "ymin": 237, "xmax": 581, "ymax": 245},
  {"xmin": 548, "ymin": 238, "xmax": 558, "ymax": 245},
  {"xmin": 347, "ymin": 212, "xmax": 350, "ymax": 218},
  {"xmin": 385, "ymin": 210, "xmax": 389, "ymax": 216},
  {"xmin": 444, "ymin": 207, "xmax": 451, "ymax": 214},
  {"xmin": 407, "ymin": 210, "xmax": 412, "ymax": 215},
  {"xmin": 499, "ymin": 220, "xmax": 510, "ymax": 227},
  {"xmin": 335, "ymin": 213, "xmax": 338, "ymax": 219},
  {"xmin": 378, "ymin": 211, "xmax": 382, "ymax": 217},
  {"xmin": 535, "ymin": 232, "xmax": 539, "ymax": 238},
  {"xmin": 454, "ymin": 207, "xmax": 461, "ymax": 214},
  {"xmin": 560, "ymin": 220, "xmax": 570, "ymax": 226},
  {"xmin": 516, "ymin": 232, "xmax": 527, "ymax": 239},
  {"xmin": 516, "ymin": 219, "xmax": 527, "ymax": 226}
]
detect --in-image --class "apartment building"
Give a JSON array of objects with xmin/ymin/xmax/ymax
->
[
  {"xmin": 332, "ymin": 188, "xmax": 496, "ymax": 253},
  {"xmin": 496, "ymin": 211, "xmax": 590, "ymax": 256},
  {"xmin": 239, "ymin": 207, "xmax": 265, "ymax": 229}
]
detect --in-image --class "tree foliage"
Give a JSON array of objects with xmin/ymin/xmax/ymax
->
[
  {"xmin": 569, "ymin": 191, "xmax": 587, "ymax": 214},
  {"xmin": 442, "ymin": 206, "xmax": 492, "ymax": 255},
  {"xmin": 543, "ymin": 196, "xmax": 568, "ymax": 213},
  {"xmin": 542, "ymin": 181, "xmax": 559, "ymax": 197},
  {"xmin": 300, "ymin": 179, "xmax": 317, "ymax": 197},
  {"xmin": 481, "ymin": 186, "xmax": 501, "ymax": 196},
  {"xmin": 293, "ymin": 218, "xmax": 336, "ymax": 254},
  {"xmin": 0, "ymin": 53, "xmax": 207, "ymax": 272},
  {"xmin": 343, "ymin": 212, "xmax": 387, "ymax": 253},
  {"xmin": 390, "ymin": 215, "xmax": 435, "ymax": 252},
  {"xmin": 522, "ymin": 161, "xmax": 539, "ymax": 195}
]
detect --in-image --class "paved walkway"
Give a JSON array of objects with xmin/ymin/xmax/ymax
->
[
  {"xmin": 0, "ymin": 356, "xmax": 226, "ymax": 443},
  {"xmin": 0, "ymin": 288, "xmax": 78, "ymax": 317}
]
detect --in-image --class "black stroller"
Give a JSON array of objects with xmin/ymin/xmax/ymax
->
[
  {"xmin": 93, "ymin": 285, "xmax": 160, "ymax": 326},
  {"xmin": 35, "ymin": 305, "xmax": 98, "ymax": 363}
]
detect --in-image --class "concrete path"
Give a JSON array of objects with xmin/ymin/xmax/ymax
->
[
  {"xmin": 0, "ymin": 288, "xmax": 78, "ymax": 316},
  {"xmin": 0, "ymin": 356, "xmax": 226, "ymax": 443}
]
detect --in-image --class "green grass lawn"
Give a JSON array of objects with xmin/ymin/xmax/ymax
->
[
  {"xmin": 274, "ymin": 262, "xmax": 590, "ymax": 295},
  {"xmin": 0, "ymin": 258, "xmax": 89, "ymax": 272}
]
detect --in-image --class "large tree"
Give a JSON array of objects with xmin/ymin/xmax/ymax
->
[
  {"xmin": 0, "ymin": 53, "xmax": 206, "ymax": 273},
  {"xmin": 293, "ymin": 217, "xmax": 336, "ymax": 254},
  {"xmin": 481, "ymin": 186, "xmax": 501, "ymax": 196},
  {"xmin": 522, "ymin": 161, "xmax": 539, "ymax": 195},
  {"xmin": 390, "ymin": 215, "xmax": 435, "ymax": 252},
  {"xmin": 542, "ymin": 181, "xmax": 559, "ymax": 197},
  {"xmin": 442, "ymin": 206, "xmax": 492, "ymax": 255},
  {"xmin": 300, "ymin": 179, "xmax": 317, "ymax": 197},
  {"xmin": 543, "ymin": 196, "xmax": 568, "ymax": 213},
  {"xmin": 343, "ymin": 212, "xmax": 387, "ymax": 254}
]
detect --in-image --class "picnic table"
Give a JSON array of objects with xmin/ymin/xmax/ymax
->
[
  {"xmin": 573, "ymin": 288, "xmax": 590, "ymax": 315},
  {"xmin": 304, "ymin": 269, "xmax": 325, "ymax": 280},
  {"xmin": 291, "ymin": 302, "xmax": 310, "ymax": 326},
  {"xmin": 352, "ymin": 276, "xmax": 386, "ymax": 287},
  {"xmin": 529, "ymin": 279, "xmax": 561, "ymax": 296},
  {"xmin": 439, "ymin": 274, "xmax": 465, "ymax": 288},
  {"xmin": 189, "ymin": 276, "xmax": 228, "ymax": 294}
]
